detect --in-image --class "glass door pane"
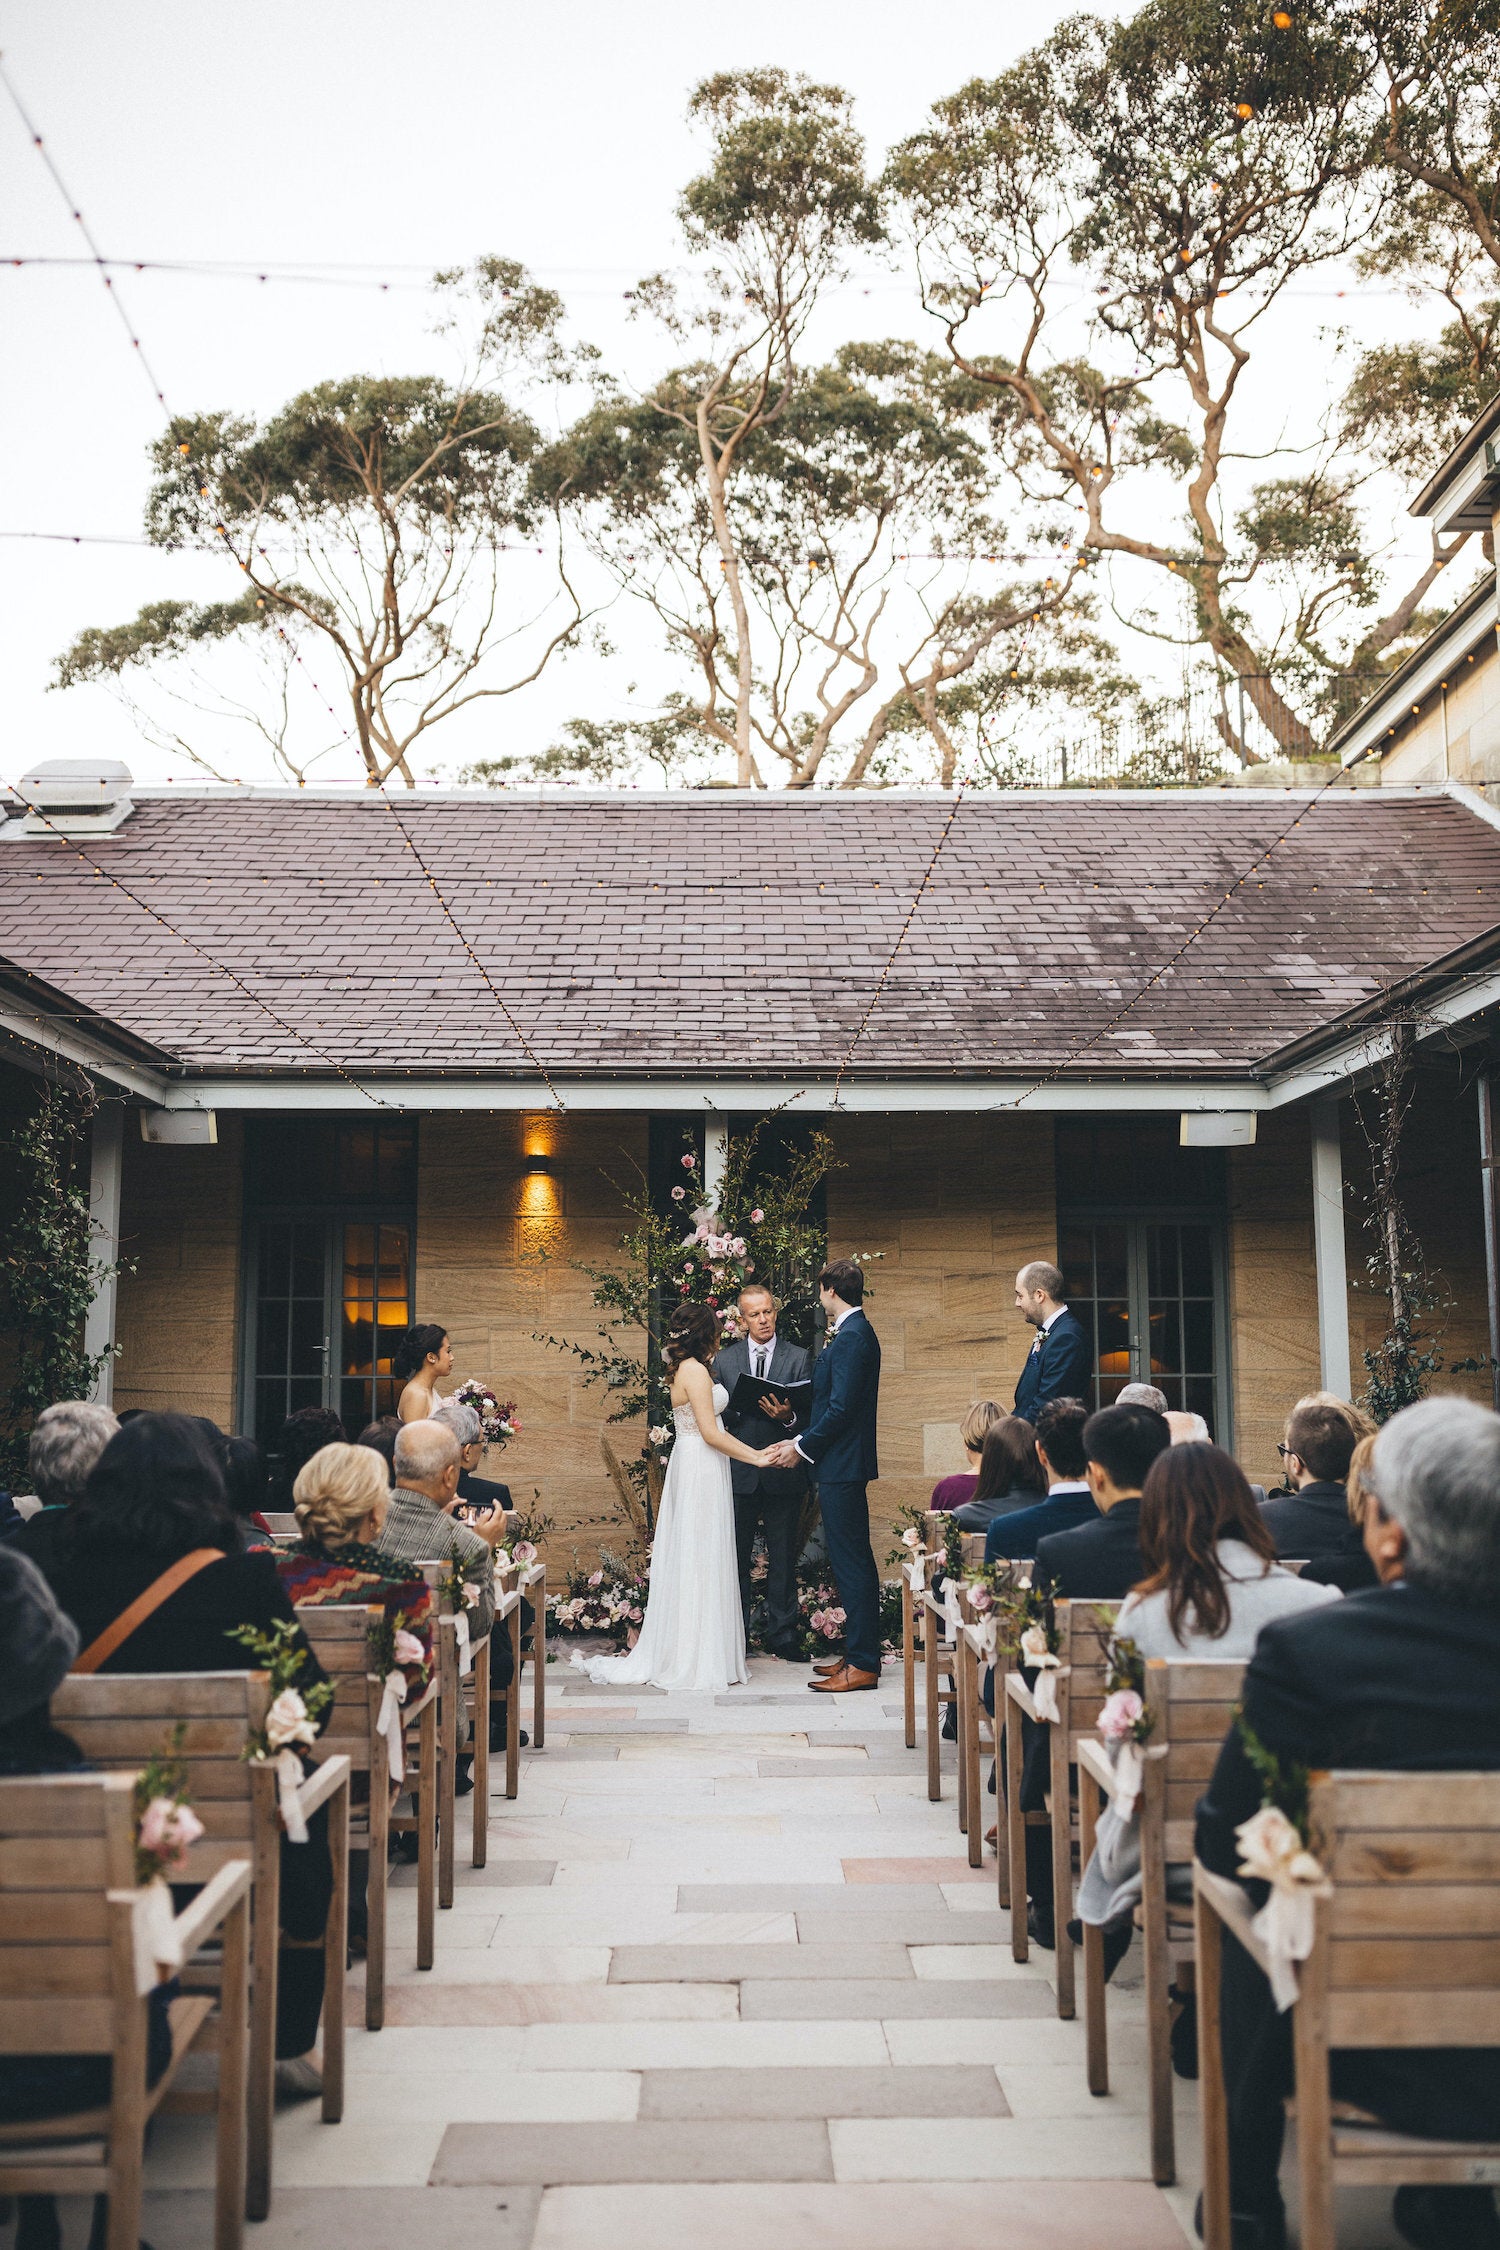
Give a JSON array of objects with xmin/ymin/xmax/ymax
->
[
  {"xmin": 1059, "ymin": 1220, "xmax": 1132, "ymax": 1412},
  {"xmin": 1146, "ymin": 1220, "xmax": 1220, "ymax": 1432},
  {"xmin": 1060, "ymin": 1215, "xmax": 1224, "ymax": 1435},
  {"xmin": 339, "ymin": 1220, "xmax": 411, "ymax": 1437},
  {"xmin": 252, "ymin": 1218, "xmax": 330, "ymax": 1451}
]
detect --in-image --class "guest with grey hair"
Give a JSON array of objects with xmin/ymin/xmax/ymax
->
[
  {"xmin": 433, "ymin": 1400, "xmax": 515, "ymax": 1521},
  {"xmin": 1117, "ymin": 1382, "xmax": 1169, "ymax": 1414},
  {"xmin": 9, "ymin": 1401, "xmax": 120, "ymax": 1576},
  {"xmin": 375, "ymin": 1419, "xmax": 496, "ymax": 1635},
  {"xmin": 1195, "ymin": 1394, "xmax": 1500, "ymax": 2250}
]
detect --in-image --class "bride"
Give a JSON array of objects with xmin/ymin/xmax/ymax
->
[{"xmin": 575, "ymin": 1302, "xmax": 776, "ymax": 1693}]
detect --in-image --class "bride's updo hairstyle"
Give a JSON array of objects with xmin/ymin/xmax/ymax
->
[
  {"xmin": 393, "ymin": 1322, "xmax": 447, "ymax": 1380},
  {"xmin": 663, "ymin": 1302, "xmax": 719, "ymax": 1376}
]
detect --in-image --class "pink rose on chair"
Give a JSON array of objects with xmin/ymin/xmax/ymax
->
[
  {"xmin": 1097, "ymin": 1688, "xmax": 1144, "ymax": 1743},
  {"xmin": 392, "ymin": 1628, "xmax": 425, "ymax": 1668},
  {"xmin": 138, "ymin": 1796, "xmax": 204, "ymax": 1875}
]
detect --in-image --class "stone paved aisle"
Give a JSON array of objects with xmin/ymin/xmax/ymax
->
[{"xmin": 130, "ymin": 1654, "xmax": 1223, "ymax": 2250}]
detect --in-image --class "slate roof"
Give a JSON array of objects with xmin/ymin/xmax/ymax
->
[{"xmin": 2, "ymin": 787, "xmax": 1499, "ymax": 1084}]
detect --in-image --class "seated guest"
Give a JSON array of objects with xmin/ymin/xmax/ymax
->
[
  {"xmin": 1167, "ymin": 1410, "xmax": 1211, "ymax": 1444},
  {"xmin": 275, "ymin": 1442, "xmax": 434, "ymax": 1692},
  {"xmin": 985, "ymin": 1397, "xmax": 1094, "ymax": 1560},
  {"xmin": 44, "ymin": 1413, "xmax": 332, "ymax": 2101},
  {"xmin": 1301, "ymin": 1431, "xmax": 1380, "ymax": 1594},
  {"xmin": 220, "ymin": 1433, "xmax": 274, "ymax": 1549},
  {"xmin": 1196, "ymin": 1396, "xmax": 1500, "ymax": 2250},
  {"xmin": 1117, "ymin": 1382, "xmax": 1169, "ymax": 1412},
  {"xmin": 929, "ymin": 1400, "xmax": 1004, "ymax": 1515},
  {"xmin": 375, "ymin": 1420, "xmax": 496, "ymax": 1636},
  {"xmin": 952, "ymin": 1415, "xmax": 1045, "ymax": 1533},
  {"xmin": 434, "ymin": 1399, "xmax": 514, "ymax": 1517},
  {"xmin": 9, "ymin": 1400, "xmax": 119, "ymax": 1575},
  {"xmin": 356, "ymin": 1414, "xmax": 401, "ymax": 1485},
  {"xmin": 270, "ymin": 1404, "xmax": 345, "ymax": 1510},
  {"xmin": 1076, "ymin": 1444, "xmax": 1338, "ymax": 1972},
  {"xmin": 1259, "ymin": 1398, "xmax": 1364, "ymax": 1561},
  {"xmin": 1032, "ymin": 1402, "xmax": 1171, "ymax": 1598}
]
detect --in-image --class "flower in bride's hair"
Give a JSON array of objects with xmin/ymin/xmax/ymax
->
[{"xmin": 671, "ymin": 1185, "xmax": 686, "ymax": 1201}]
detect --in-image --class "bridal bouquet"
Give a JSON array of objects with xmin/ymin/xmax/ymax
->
[{"xmin": 449, "ymin": 1378, "xmax": 520, "ymax": 1449}]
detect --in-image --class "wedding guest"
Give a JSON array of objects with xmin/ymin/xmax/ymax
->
[
  {"xmin": 1196, "ymin": 1397, "xmax": 1500, "ymax": 2250},
  {"xmin": 220, "ymin": 1433, "xmax": 274, "ymax": 1549},
  {"xmin": 276, "ymin": 1443, "xmax": 434, "ymax": 1688},
  {"xmin": 45, "ymin": 1411, "xmax": 333, "ymax": 2099},
  {"xmin": 375, "ymin": 1420, "xmax": 495, "ymax": 1635},
  {"xmin": 951, "ymin": 1416, "xmax": 1045, "ymax": 1532},
  {"xmin": 929, "ymin": 1400, "xmax": 1005, "ymax": 1514},
  {"xmin": 271, "ymin": 1404, "xmax": 345, "ymax": 1510},
  {"xmin": 434, "ymin": 1399, "xmax": 514, "ymax": 1517},
  {"xmin": 1032, "ymin": 1402, "xmax": 1172, "ymax": 1599},
  {"xmin": 1075, "ymin": 1444, "xmax": 1337, "ymax": 1976},
  {"xmin": 356, "ymin": 1415, "xmax": 400, "ymax": 1485},
  {"xmin": 985, "ymin": 1396, "xmax": 1095, "ymax": 1560},
  {"xmin": 1118, "ymin": 1382, "xmax": 1169, "ymax": 1412},
  {"xmin": 394, "ymin": 1323, "xmax": 452, "ymax": 1423},
  {"xmin": 8, "ymin": 1399, "xmax": 119, "ymax": 1576},
  {"xmin": 1013, "ymin": 1261, "xmax": 1091, "ymax": 1421},
  {"xmin": 1259, "ymin": 1398, "xmax": 1365, "ymax": 1561},
  {"xmin": 1300, "ymin": 1431, "xmax": 1381, "ymax": 1593},
  {"xmin": 1167, "ymin": 1410, "xmax": 1211, "ymax": 1443}
]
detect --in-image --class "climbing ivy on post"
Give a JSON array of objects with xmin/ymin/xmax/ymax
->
[
  {"xmin": 0, "ymin": 1083, "xmax": 126, "ymax": 1486},
  {"xmin": 1353, "ymin": 1021, "xmax": 1448, "ymax": 1423}
]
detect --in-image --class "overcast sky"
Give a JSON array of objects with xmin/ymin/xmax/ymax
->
[{"xmin": 0, "ymin": 1, "xmax": 1461, "ymax": 790}]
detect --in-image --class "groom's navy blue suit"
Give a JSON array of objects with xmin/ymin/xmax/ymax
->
[{"xmin": 797, "ymin": 1306, "xmax": 881, "ymax": 1675}]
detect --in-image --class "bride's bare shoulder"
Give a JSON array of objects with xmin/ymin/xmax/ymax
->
[{"xmin": 672, "ymin": 1356, "xmax": 711, "ymax": 1403}]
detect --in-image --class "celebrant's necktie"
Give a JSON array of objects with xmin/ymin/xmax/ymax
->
[{"xmin": 754, "ymin": 1346, "xmax": 769, "ymax": 1380}]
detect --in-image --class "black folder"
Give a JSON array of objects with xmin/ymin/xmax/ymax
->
[{"xmin": 727, "ymin": 1374, "xmax": 814, "ymax": 1431}]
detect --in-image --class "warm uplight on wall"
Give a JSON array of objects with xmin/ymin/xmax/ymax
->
[
  {"xmin": 522, "ymin": 1113, "xmax": 558, "ymax": 1163},
  {"xmin": 522, "ymin": 1152, "xmax": 559, "ymax": 1216}
]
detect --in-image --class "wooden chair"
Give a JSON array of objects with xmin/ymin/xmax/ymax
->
[
  {"xmin": 1003, "ymin": 1598, "xmax": 1119, "ymax": 2017},
  {"xmin": 52, "ymin": 1672, "xmax": 350, "ymax": 2222},
  {"xmin": 920, "ymin": 1523, "xmax": 985, "ymax": 1810},
  {"xmin": 900, "ymin": 1537, "xmax": 938, "ymax": 1750},
  {"xmin": 956, "ymin": 1562, "xmax": 1029, "ymax": 1902},
  {"xmin": 1195, "ymin": 1770, "xmax": 1500, "ymax": 2250},
  {"xmin": 1077, "ymin": 1655, "xmax": 1244, "ymax": 2183},
  {"xmin": 413, "ymin": 1568, "xmax": 484, "ymax": 1910},
  {"xmin": 522, "ymin": 1557, "xmax": 547, "ymax": 1752},
  {"xmin": 489, "ymin": 1561, "xmax": 526, "ymax": 1806},
  {"xmin": 0, "ymin": 1772, "xmax": 252, "ymax": 2250},
  {"xmin": 294, "ymin": 1604, "xmax": 439, "ymax": 2025}
]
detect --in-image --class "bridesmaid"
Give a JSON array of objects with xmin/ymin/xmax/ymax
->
[{"xmin": 394, "ymin": 1323, "xmax": 452, "ymax": 1423}]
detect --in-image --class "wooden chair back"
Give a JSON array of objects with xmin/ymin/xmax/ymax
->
[
  {"xmin": 0, "ymin": 1770, "xmax": 253, "ymax": 2250},
  {"xmin": 50, "ymin": 1669, "xmax": 348, "ymax": 2219},
  {"xmin": 1144, "ymin": 1656, "xmax": 1246, "ymax": 1865},
  {"xmin": 1056, "ymin": 1600, "xmax": 1120, "ymax": 1749}
]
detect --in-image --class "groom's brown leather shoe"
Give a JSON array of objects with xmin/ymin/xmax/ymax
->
[
  {"xmin": 809, "ymin": 1664, "xmax": 880, "ymax": 1692},
  {"xmin": 812, "ymin": 1655, "xmax": 845, "ymax": 1675}
]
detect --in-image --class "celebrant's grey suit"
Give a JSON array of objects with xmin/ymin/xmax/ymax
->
[{"xmin": 714, "ymin": 1331, "xmax": 811, "ymax": 1654}]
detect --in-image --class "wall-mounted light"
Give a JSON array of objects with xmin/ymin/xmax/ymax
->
[{"xmin": 525, "ymin": 1154, "xmax": 554, "ymax": 1176}]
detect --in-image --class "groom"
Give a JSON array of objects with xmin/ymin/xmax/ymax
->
[{"xmin": 768, "ymin": 1257, "xmax": 881, "ymax": 1694}]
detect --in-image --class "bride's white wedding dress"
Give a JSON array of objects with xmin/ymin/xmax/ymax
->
[{"xmin": 575, "ymin": 1382, "xmax": 748, "ymax": 1693}]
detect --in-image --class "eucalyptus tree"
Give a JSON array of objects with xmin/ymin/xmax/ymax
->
[
  {"xmin": 538, "ymin": 336, "xmax": 1085, "ymax": 787},
  {"xmin": 52, "ymin": 260, "xmax": 589, "ymax": 786},
  {"xmin": 887, "ymin": 3, "xmax": 1471, "ymax": 759}
]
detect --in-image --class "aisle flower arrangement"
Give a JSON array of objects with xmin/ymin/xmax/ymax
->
[{"xmin": 547, "ymin": 1551, "xmax": 651, "ymax": 1647}]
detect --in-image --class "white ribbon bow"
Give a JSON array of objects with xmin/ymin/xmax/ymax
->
[
  {"xmin": 376, "ymin": 1668, "xmax": 409, "ymax": 1782},
  {"xmin": 132, "ymin": 1877, "xmax": 184, "ymax": 1997},
  {"xmin": 455, "ymin": 1611, "xmax": 472, "ymax": 1670},
  {"xmin": 1235, "ymin": 1805, "xmax": 1325, "ymax": 2011},
  {"xmin": 971, "ymin": 1610, "xmax": 999, "ymax": 1658},
  {"xmin": 1020, "ymin": 1624, "xmax": 1061, "ymax": 1721},
  {"xmin": 941, "ymin": 1579, "xmax": 963, "ymax": 1637},
  {"xmin": 903, "ymin": 1553, "xmax": 928, "ymax": 1590},
  {"xmin": 274, "ymin": 1748, "xmax": 308, "ymax": 1844},
  {"xmin": 1112, "ymin": 1737, "xmax": 1146, "ymax": 1821}
]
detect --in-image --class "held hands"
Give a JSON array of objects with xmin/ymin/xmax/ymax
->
[{"xmin": 765, "ymin": 1440, "xmax": 803, "ymax": 1470}]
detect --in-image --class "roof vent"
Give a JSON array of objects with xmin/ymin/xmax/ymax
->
[{"xmin": 4, "ymin": 759, "xmax": 136, "ymax": 839}]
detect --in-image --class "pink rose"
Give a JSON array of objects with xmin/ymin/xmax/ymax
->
[
  {"xmin": 671, "ymin": 1185, "xmax": 686, "ymax": 1201},
  {"xmin": 515, "ymin": 1540, "xmax": 538, "ymax": 1565},
  {"xmin": 750, "ymin": 1208, "xmax": 764, "ymax": 1224},
  {"xmin": 392, "ymin": 1628, "xmax": 425, "ymax": 1667},
  {"xmin": 681, "ymin": 1153, "xmax": 696, "ymax": 1169},
  {"xmin": 969, "ymin": 1585, "xmax": 994, "ymax": 1611},
  {"xmin": 1098, "ymin": 1688, "xmax": 1144, "ymax": 1743},
  {"xmin": 588, "ymin": 1570, "xmax": 603, "ymax": 1588},
  {"xmin": 138, "ymin": 1795, "xmax": 204, "ymax": 1873}
]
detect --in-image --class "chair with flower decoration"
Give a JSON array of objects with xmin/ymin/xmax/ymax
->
[
  {"xmin": 956, "ymin": 1561, "xmax": 1031, "ymax": 1896},
  {"xmin": 0, "ymin": 1770, "xmax": 253, "ymax": 2250},
  {"xmin": 49, "ymin": 1671, "xmax": 350, "ymax": 2222},
  {"xmin": 487, "ymin": 1557, "xmax": 533, "ymax": 1805},
  {"xmin": 898, "ymin": 1524, "xmax": 938, "ymax": 1750},
  {"xmin": 294, "ymin": 1602, "xmax": 439, "ymax": 2029},
  {"xmin": 920, "ymin": 1520, "xmax": 984, "ymax": 1809},
  {"xmin": 1077, "ymin": 1654, "xmax": 1245, "ymax": 2184},
  {"xmin": 1003, "ymin": 1598, "xmax": 1119, "ymax": 2017},
  {"xmin": 1194, "ymin": 1770, "xmax": 1500, "ymax": 2250}
]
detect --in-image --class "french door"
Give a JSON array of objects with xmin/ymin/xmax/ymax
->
[
  {"xmin": 246, "ymin": 1212, "xmax": 412, "ymax": 1448},
  {"xmin": 1057, "ymin": 1213, "xmax": 1228, "ymax": 1438}
]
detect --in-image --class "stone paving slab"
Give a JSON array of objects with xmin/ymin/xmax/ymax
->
[
  {"xmin": 756, "ymin": 1755, "xmax": 923, "ymax": 1776},
  {"xmin": 527, "ymin": 2180, "xmax": 1188, "ymax": 2250},
  {"xmin": 676, "ymin": 1882, "xmax": 945, "ymax": 1913},
  {"xmin": 142, "ymin": 2187, "xmax": 545, "ymax": 2249},
  {"xmin": 796, "ymin": 1909, "xmax": 1011, "ymax": 1946},
  {"xmin": 546, "ymin": 1713, "xmax": 689, "ymax": 1732},
  {"xmin": 609, "ymin": 1942, "xmax": 916, "ymax": 1983},
  {"xmin": 389, "ymin": 1859, "xmax": 557, "ymax": 1889},
  {"xmin": 433, "ymin": 2118, "xmax": 835, "ymax": 2183},
  {"xmin": 737, "ymin": 1977, "xmax": 1055, "ymax": 2020},
  {"xmin": 842, "ymin": 1857, "xmax": 990, "ymax": 1884},
  {"xmin": 637, "ymin": 2063, "xmax": 1011, "ymax": 2119},
  {"xmin": 523, "ymin": 1746, "xmax": 622, "ymax": 1762},
  {"xmin": 346, "ymin": 1981, "xmax": 739, "ymax": 2025}
]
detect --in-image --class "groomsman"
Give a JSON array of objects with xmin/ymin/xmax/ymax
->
[
  {"xmin": 1013, "ymin": 1260, "xmax": 1091, "ymax": 1422},
  {"xmin": 715, "ymin": 1287, "xmax": 811, "ymax": 1660}
]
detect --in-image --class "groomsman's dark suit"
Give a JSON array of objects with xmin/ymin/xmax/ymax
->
[
  {"xmin": 796, "ymin": 1306, "xmax": 882, "ymax": 1678},
  {"xmin": 1014, "ymin": 1306, "xmax": 1092, "ymax": 1424},
  {"xmin": 714, "ymin": 1328, "xmax": 811, "ymax": 1654}
]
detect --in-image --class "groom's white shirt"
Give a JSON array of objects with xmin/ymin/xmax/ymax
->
[{"xmin": 793, "ymin": 1304, "xmax": 864, "ymax": 1461}]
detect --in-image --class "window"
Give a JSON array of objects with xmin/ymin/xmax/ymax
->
[
  {"xmin": 242, "ymin": 1118, "xmax": 417, "ymax": 1447},
  {"xmin": 1056, "ymin": 1119, "xmax": 1229, "ymax": 1437}
]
